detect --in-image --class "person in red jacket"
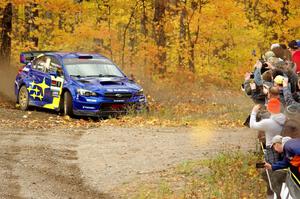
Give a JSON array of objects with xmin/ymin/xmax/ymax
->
[{"xmin": 288, "ymin": 40, "xmax": 300, "ymax": 74}]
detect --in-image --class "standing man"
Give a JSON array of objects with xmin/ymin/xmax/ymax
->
[{"xmin": 250, "ymin": 98, "xmax": 286, "ymax": 159}]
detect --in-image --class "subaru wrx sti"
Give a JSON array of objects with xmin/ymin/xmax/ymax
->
[{"xmin": 15, "ymin": 51, "xmax": 147, "ymax": 117}]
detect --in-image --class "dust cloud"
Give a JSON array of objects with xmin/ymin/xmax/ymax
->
[{"xmin": 0, "ymin": 63, "xmax": 18, "ymax": 102}]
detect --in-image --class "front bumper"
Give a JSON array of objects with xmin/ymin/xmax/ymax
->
[
  {"xmin": 73, "ymin": 102, "xmax": 148, "ymax": 117},
  {"xmin": 72, "ymin": 92, "xmax": 147, "ymax": 117}
]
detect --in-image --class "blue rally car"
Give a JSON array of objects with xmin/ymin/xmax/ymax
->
[{"xmin": 15, "ymin": 51, "xmax": 147, "ymax": 117}]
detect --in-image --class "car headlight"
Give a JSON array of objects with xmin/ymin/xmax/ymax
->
[
  {"xmin": 135, "ymin": 89, "xmax": 144, "ymax": 96},
  {"xmin": 77, "ymin": 88, "xmax": 97, "ymax": 97}
]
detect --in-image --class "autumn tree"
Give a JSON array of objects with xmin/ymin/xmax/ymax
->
[
  {"xmin": 0, "ymin": 3, "xmax": 12, "ymax": 63},
  {"xmin": 0, "ymin": 0, "xmax": 299, "ymax": 85}
]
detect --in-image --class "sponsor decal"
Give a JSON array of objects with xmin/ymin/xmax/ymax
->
[
  {"xmin": 113, "ymin": 100, "xmax": 125, "ymax": 102},
  {"xmin": 52, "ymin": 91, "xmax": 59, "ymax": 97},
  {"xmin": 83, "ymin": 106, "xmax": 95, "ymax": 109},
  {"xmin": 27, "ymin": 78, "xmax": 49, "ymax": 101},
  {"xmin": 43, "ymin": 76, "xmax": 64, "ymax": 110},
  {"xmin": 86, "ymin": 99, "xmax": 97, "ymax": 102},
  {"xmin": 51, "ymin": 80, "xmax": 62, "ymax": 87},
  {"xmin": 113, "ymin": 89, "xmax": 129, "ymax": 92}
]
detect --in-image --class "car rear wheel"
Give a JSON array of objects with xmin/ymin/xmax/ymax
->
[
  {"xmin": 63, "ymin": 91, "xmax": 74, "ymax": 117},
  {"xmin": 18, "ymin": 86, "xmax": 29, "ymax": 111}
]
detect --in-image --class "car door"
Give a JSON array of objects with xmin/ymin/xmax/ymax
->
[
  {"xmin": 28, "ymin": 56, "xmax": 53, "ymax": 106},
  {"xmin": 42, "ymin": 56, "xmax": 65, "ymax": 110}
]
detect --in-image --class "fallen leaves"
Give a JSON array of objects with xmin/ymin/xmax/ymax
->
[{"xmin": 0, "ymin": 87, "xmax": 251, "ymax": 130}]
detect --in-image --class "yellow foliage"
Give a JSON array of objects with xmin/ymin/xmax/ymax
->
[{"xmin": 0, "ymin": 0, "xmax": 299, "ymax": 85}]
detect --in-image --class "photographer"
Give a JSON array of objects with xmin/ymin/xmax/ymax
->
[
  {"xmin": 250, "ymin": 100, "xmax": 286, "ymax": 161},
  {"xmin": 244, "ymin": 73, "xmax": 266, "ymax": 105},
  {"xmin": 252, "ymin": 59, "xmax": 271, "ymax": 87},
  {"xmin": 250, "ymin": 100, "xmax": 286, "ymax": 198}
]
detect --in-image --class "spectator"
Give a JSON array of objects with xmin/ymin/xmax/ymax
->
[
  {"xmin": 282, "ymin": 104, "xmax": 300, "ymax": 138},
  {"xmin": 243, "ymin": 71, "xmax": 266, "ymax": 105},
  {"xmin": 274, "ymin": 61, "xmax": 299, "ymax": 94},
  {"xmin": 272, "ymin": 44, "xmax": 291, "ymax": 61},
  {"xmin": 273, "ymin": 75, "xmax": 286, "ymax": 107},
  {"xmin": 250, "ymin": 98, "xmax": 286, "ymax": 162},
  {"xmin": 250, "ymin": 99, "xmax": 287, "ymax": 198},
  {"xmin": 288, "ymin": 40, "xmax": 300, "ymax": 74},
  {"xmin": 265, "ymin": 136, "xmax": 300, "ymax": 180},
  {"xmin": 282, "ymin": 77, "xmax": 300, "ymax": 106}
]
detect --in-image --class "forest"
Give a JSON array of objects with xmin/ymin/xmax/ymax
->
[
  {"xmin": 0, "ymin": 0, "xmax": 299, "ymax": 87},
  {"xmin": 0, "ymin": 1, "xmax": 300, "ymax": 198}
]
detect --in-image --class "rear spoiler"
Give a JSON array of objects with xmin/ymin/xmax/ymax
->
[{"xmin": 20, "ymin": 51, "xmax": 55, "ymax": 64}]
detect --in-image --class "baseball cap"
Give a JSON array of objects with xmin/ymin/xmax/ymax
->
[
  {"xmin": 271, "ymin": 43, "xmax": 280, "ymax": 50},
  {"xmin": 271, "ymin": 135, "xmax": 282, "ymax": 147},
  {"xmin": 271, "ymin": 135, "xmax": 292, "ymax": 147},
  {"xmin": 274, "ymin": 75, "xmax": 284, "ymax": 85}
]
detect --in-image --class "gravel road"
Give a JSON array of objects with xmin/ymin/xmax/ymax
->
[{"xmin": 0, "ymin": 125, "xmax": 257, "ymax": 199}]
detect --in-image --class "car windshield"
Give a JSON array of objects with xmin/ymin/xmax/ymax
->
[{"xmin": 63, "ymin": 59, "xmax": 125, "ymax": 78}]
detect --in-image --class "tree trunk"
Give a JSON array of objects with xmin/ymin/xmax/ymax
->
[
  {"xmin": 25, "ymin": 3, "xmax": 39, "ymax": 48},
  {"xmin": 153, "ymin": 0, "xmax": 166, "ymax": 74},
  {"xmin": 0, "ymin": 3, "xmax": 13, "ymax": 63},
  {"xmin": 178, "ymin": 0, "xmax": 187, "ymax": 69},
  {"xmin": 188, "ymin": 43, "xmax": 195, "ymax": 72},
  {"xmin": 121, "ymin": 1, "xmax": 137, "ymax": 67},
  {"xmin": 140, "ymin": 0, "xmax": 148, "ymax": 37}
]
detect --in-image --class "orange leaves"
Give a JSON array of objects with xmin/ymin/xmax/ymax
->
[{"xmin": 40, "ymin": 0, "xmax": 81, "ymax": 14}]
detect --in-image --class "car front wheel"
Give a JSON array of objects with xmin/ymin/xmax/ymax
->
[
  {"xmin": 63, "ymin": 91, "xmax": 74, "ymax": 117},
  {"xmin": 18, "ymin": 85, "xmax": 29, "ymax": 111}
]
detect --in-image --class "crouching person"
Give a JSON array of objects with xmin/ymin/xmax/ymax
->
[{"xmin": 265, "ymin": 136, "xmax": 300, "ymax": 181}]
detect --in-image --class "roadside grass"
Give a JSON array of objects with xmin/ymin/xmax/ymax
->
[
  {"xmin": 130, "ymin": 151, "xmax": 266, "ymax": 199},
  {"xmin": 128, "ymin": 87, "xmax": 252, "ymax": 128},
  {"xmin": 0, "ymin": 88, "xmax": 252, "ymax": 129}
]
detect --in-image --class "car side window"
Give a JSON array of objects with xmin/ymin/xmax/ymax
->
[
  {"xmin": 32, "ymin": 55, "xmax": 63, "ymax": 77},
  {"xmin": 32, "ymin": 57, "xmax": 46, "ymax": 73},
  {"xmin": 46, "ymin": 56, "xmax": 64, "ymax": 77}
]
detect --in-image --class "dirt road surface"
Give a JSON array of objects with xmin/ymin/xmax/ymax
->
[{"xmin": 0, "ymin": 123, "xmax": 257, "ymax": 199}]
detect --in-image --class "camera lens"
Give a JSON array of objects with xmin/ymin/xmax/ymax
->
[{"xmin": 255, "ymin": 162, "xmax": 265, "ymax": 168}]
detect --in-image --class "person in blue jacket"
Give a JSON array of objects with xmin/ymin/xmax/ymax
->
[{"xmin": 265, "ymin": 135, "xmax": 300, "ymax": 180}]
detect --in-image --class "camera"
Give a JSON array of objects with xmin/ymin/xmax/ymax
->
[
  {"xmin": 255, "ymin": 162, "xmax": 265, "ymax": 168},
  {"xmin": 259, "ymin": 59, "xmax": 269, "ymax": 74},
  {"xmin": 243, "ymin": 115, "xmax": 250, "ymax": 127}
]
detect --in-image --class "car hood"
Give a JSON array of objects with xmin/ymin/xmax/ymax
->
[{"xmin": 72, "ymin": 76, "xmax": 141, "ymax": 92}]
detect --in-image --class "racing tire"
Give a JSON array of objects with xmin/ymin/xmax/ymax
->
[
  {"xmin": 18, "ymin": 85, "xmax": 29, "ymax": 111},
  {"xmin": 63, "ymin": 91, "xmax": 74, "ymax": 117}
]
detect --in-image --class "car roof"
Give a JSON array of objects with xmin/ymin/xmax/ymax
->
[{"xmin": 44, "ymin": 52, "xmax": 108, "ymax": 60}]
